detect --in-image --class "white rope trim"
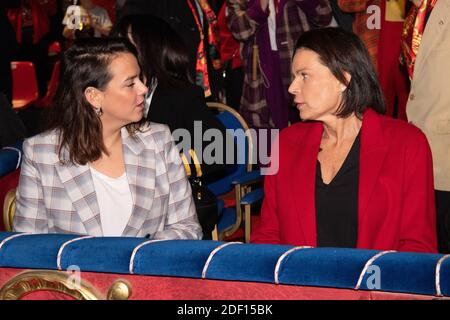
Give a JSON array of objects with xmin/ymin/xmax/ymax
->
[
  {"xmin": 0, "ymin": 233, "xmax": 30, "ymax": 251},
  {"xmin": 274, "ymin": 246, "xmax": 313, "ymax": 284},
  {"xmin": 201, "ymin": 242, "xmax": 242, "ymax": 279},
  {"xmin": 56, "ymin": 236, "xmax": 94, "ymax": 270},
  {"xmin": 435, "ymin": 254, "xmax": 450, "ymax": 297},
  {"xmin": 2, "ymin": 147, "xmax": 22, "ymax": 169},
  {"xmin": 129, "ymin": 239, "xmax": 166, "ymax": 274},
  {"xmin": 355, "ymin": 250, "xmax": 396, "ymax": 290}
]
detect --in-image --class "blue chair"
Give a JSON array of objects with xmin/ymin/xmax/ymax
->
[
  {"xmin": 206, "ymin": 102, "xmax": 263, "ymax": 242},
  {"xmin": 0, "ymin": 140, "xmax": 23, "ymax": 177},
  {"xmin": 1, "ymin": 140, "xmax": 23, "ymax": 232}
]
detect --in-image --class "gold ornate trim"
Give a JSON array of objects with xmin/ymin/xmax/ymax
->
[
  {"xmin": 107, "ymin": 280, "xmax": 132, "ymax": 300},
  {"xmin": 3, "ymin": 188, "xmax": 16, "ymax": 232},
  {"xmin": 0, "ymin": 270, "xmax": 132, "ymax": 300}
]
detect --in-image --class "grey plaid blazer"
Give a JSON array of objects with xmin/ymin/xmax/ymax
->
[{"xmin": 13, "ymin": 123, "xmax": 202, "ymax": 239}]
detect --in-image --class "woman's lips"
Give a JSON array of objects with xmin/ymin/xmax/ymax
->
[{"xmin": 296, "ymin": 102, "xmax": 305, "ymax": 110}]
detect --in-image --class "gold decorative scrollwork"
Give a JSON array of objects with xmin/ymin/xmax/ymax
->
[
  {"xmin": 107, "ymin": 280, "xmax": 132, "ymax": 300},
  {"xmin": 3, "ymin": 188, "xmax": 16, "ymax": 232},
  {"xmin": 0, "ymin": 270, "xmax": 132, "ymax": 300}
]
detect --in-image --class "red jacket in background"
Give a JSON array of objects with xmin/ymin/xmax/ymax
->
[
  {"xmin": 218, "ymin": 2, "xmax": 241, "ymax": 69},
  {"xmin": 7, "ymin": 0, "xmax": 56, "ymax": 44}
]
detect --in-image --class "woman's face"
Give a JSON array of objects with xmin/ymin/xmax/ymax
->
[
  {"xmin": 288, "ymin": 49, "xmax": 346, "ymax": 122},
  {"xmin": 98, "ymin": 52, "xmax": 148, "ymax": 129}
]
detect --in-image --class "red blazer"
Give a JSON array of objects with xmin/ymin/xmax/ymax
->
[{"xmin": 252, "ymin": 109, "xmax": 437, "ymax": 253}]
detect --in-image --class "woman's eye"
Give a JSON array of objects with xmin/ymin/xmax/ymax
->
[
  {"xmin": 301, "ymin": 73, "xmax": 308, "ymax": 80},
  {"xmin": 127, "ymin": 83, "xmax": 135, "ymax": 88}
]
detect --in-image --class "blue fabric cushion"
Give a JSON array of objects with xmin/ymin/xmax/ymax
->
[
  {"xmin": 358, "ymin": 252, "xmax": 443, "ymax": 296},
  {"xmin": 205, "ymin": 243, "xmax": 293, "ymax": 283},
  {"xmin": 278, "ymin": 248, "xmax": 380, "ymax": 289},
  {"xmin": 0, "ymin": 147, "xmax": 22, "ymax": 177},
  {"xmin": 133, "ymin": 240, "xmax": 222, "ymax": 278},
  {"xmin": 0, "ymin": 233, "xmax": 80, "ymax": 269},
  {"xmin": 58, "ymin": 237, "xmax": 147, "ymax": 274},
  {"xmin": 240, "ymin": 188, "xmax": 264, "ymax": 205},
  {"xmin": 0, "ymin": 232, "xmax": 17, "ymax": 243},
  {"xmin": 206, "ymin": 111, "xmax": 248, "ymax": 196},
  {"xmin": 1, "ymin": 232, "xmax": 449, "ymax": 298},
  {"xmin": 217, "ymin": 207, "xmax": 236, "ymax": 233},
  {"xmin": 439, "ymin": 257, "xmax": 450, "ymax": 296}
]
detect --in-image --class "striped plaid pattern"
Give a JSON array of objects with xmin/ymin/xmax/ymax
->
[
  {"xmin": 227, "ymin": 0, "xmax": 332, "ymax": 128},
  {"xmin": 338, "ymin": 0, "xmax": 381, "ymax": 69},
  {"xmin": 14, "ymin": 123, "xmax": 202, "ymax": 240}
]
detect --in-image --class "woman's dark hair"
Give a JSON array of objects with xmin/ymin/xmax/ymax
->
[
  {"xmin": 294, "ymin": 27, "xmax": 386, "ymax": 117},
  {"xmin": 117, "ymin": 14, "xmax": 193, "ymax": 87},
  {"xmin": 46, "ymin": 37, "xmax": 145, "ymax": 165}
]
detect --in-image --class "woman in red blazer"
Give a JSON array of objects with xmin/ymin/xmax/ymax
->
[{"xmin": 251, "ymin": 28, "xmax": 437, "ymax": 253}]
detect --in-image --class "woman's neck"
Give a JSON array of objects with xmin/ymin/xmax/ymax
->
[
  {"xmin": 322, "ymin": 113, "xmax": 362, "ymax": 146},
  {"xmin": 102, "ymin": 128, "xmax": 122, "ymax": 154}
]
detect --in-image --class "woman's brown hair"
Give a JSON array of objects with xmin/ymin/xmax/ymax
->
[
  {"xmin": 294, "ymin": 27, "xmax": 386, "ymax": 118},
  {"xmin": 45, "ymin": 37, "xmax": 146, "ymax": 165}
]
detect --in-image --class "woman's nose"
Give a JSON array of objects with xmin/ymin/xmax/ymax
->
[
  {"xmin": 138, "ymin": 80, "xmax": 149, "ymax": 95},
  {"xmin": 288, "ymin": 81, "xmax": 299, "ymax": 95}
]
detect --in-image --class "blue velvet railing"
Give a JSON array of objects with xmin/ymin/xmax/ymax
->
[
  {"xmin": 0, "ymin": 232, "xmax": 449, "ymax": 297},
  {"xmin": 0, "ymin": 140, "xmax": 23, "ymax": 177}
]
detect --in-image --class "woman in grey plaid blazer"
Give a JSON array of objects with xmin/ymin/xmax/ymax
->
[{"xmin": 13, "ymin": 38, "xmax": 202, "ymax": 239}]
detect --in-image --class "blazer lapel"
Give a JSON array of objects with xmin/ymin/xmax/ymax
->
[
  {"xmin": 413, "ymin": 0, "xmax": 449, "ymax": 79},
  {"xmin": 290, "ymin": 123, "xmax": 323, "ymax": 246},
  {"xmin": 55, "ymin": 155, "xmax": 103, "ymax": 236},
  {"xmin": 358, "ymin": 109, "xmax": 388, "ymax": 227},
  {"xmin": 121, "ymin": 128, "xmax": 156, "ymax": 237}
]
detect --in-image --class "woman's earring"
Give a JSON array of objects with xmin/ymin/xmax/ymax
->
[{"xmin": 95, "ymin": 107, "xmax": 103, "ymax": 116}]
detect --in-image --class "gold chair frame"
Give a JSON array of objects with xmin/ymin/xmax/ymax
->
[
  {"xmin": 206, "ymin": 102, "xmax": 257, "ymax": 242},
  {"xmin": 3, "ymin": 188, "xmax": 16, "ymax": 232}
]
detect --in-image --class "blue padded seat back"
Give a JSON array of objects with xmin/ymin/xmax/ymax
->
[
  {"xmin": 358, "ymin": 252, "xmax": 443, "ymax": 296},
  {"xmin": 0, "ymin": 234, "xmax": 80, "ymax": 269},
  {"xmin": 277, "ymin": 248, "xmax": 380, "ymax": 289},
  {"xmin": 205, "ymin": 243, "xmax": 294, "ymax": 283},
  {"xmin": 217, "ymin": 207, "xmax": 236, "ymax": 232},
  {"xmin": 132, "ymin": 240, "xmax": 223, "ymax": 278},
  {"xmin": 439, "ymin": 258, "xmax": 450, "ymax": 296},
  {"xmin": 0, "ymin": 140, "xmax": 23, "ymax": 177},
  {"xmin": 207, "ymin": 111, "xmax": 248, "ymax": 196},
  {"xmin": 0, "ymin": 232, "xmax": 16, "ymax": 243},
  {"xmin": 58, "ymin": 237, "xmax": 148, "ymax": 274}
]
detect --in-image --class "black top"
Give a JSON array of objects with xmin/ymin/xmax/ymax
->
[
  {"xmin": 148, "ymin": 83, "xmax": 228, "ymax": 179},
  {"xmin": 315, "ymin": 131, "xmax": 361, "ymax": 248},
  {"xmin": 120, "ymin": 0, "xmax": 217, "ymax": 83}
]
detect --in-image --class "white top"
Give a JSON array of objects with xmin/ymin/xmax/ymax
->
[{"xmin": 90, "ymin": 167, "xmax": 133, "ymax": 236}]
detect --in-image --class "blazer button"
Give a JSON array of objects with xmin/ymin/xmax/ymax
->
[
  {"xmin": 410, "ymin": 94, "xmax": 415, "ymax": 100},
  {"xmin": 439, "ymin": 20, "xmax": 444, "ymax": 25}
]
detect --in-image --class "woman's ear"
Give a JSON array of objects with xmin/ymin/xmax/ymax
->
[
  {"xmin": 84, "ymin": 87, "xmax": 103, "ymax": 109},
  {"xmin": 343, "ymin": 71, "xmax": 351, "ymax": 86},
  {"xmin": 338, "ymin": 71, "xmax": 352, "ymax": 92}
]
